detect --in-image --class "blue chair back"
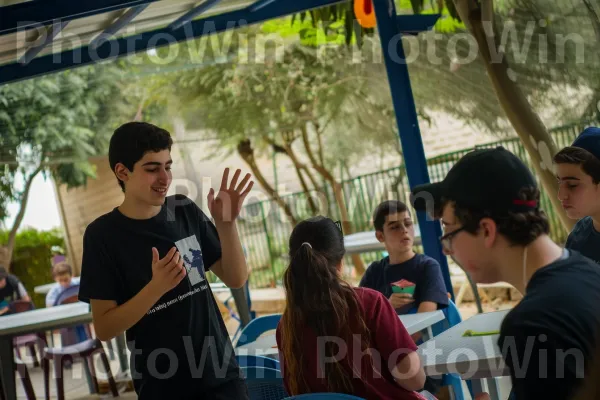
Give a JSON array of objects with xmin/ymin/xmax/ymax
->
[
  {"xmin": 283, "ymin": 394, "xmax": 365, "ymax": 399},
  {"xmin": 54, "ymin": 284, "xmax": 90, "ymax": 343},
  {"xmin": 54, "ymin": 284, "xmax": 81, "ymax": 306},
  {"xmin": 236, "ymin": 314, "xmax": 282, "ymax": 347},
  {"xmin": 237, "ymin": 354, "xmax": 280, "ymax": 370},
  {"xmin": 241, "ymin": 366, "xmax": 288, "ymax": 400},
  {"xmin": 431, "ymin": 298, "xmax": 462, "ymax": 337}
]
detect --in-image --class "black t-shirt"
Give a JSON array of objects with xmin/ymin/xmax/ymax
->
[
  {"xmin": 499, "ymin": 250, "xmax": 600, "ymax": 400},
  {"xmin": 565, "ymin": 216, "xmax": 600, "ymax": 265},
  {"xmin": 358, "ymin": 253, "xmax": 449, "ymax": 314},
  {"xmin": 78, "ymin": 195, "xmax": 246, "ymax": 399}
]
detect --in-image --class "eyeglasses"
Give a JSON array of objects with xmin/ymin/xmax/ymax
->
[{"xmin": 439, "ymin": 226, "xmax": 467, "ymax": 252}]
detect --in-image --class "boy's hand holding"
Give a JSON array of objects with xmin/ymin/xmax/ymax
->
[
  {"xmin": 389, "ymin": 293, "xmax": 414, "ymax": 309},
  {"xmin": 149, "ymin": 247, "xmax": 186, "ymax": 296}
]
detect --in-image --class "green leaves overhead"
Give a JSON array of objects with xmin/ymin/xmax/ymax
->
[{"xmin": 0, "ymin": 65, "xmax": 125, "ymax": 219}]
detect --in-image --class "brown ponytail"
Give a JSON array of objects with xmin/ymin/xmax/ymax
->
[{"xmin": 280, "ymin": 216, "xmax": 372, "ymax": 395}]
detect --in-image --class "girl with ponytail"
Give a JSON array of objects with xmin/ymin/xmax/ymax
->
[{"xmin": 275, "ymin": 216, "xmax": 429, "ymax": 399}]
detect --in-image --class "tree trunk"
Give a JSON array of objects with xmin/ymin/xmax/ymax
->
[
  {"xmin": 4, "ymin": 164, "xmax": 43, "ymax": 269},
  {"xmin": 294, "ymin": 168, "xmax": 318, "ymax": 215},
  {"xmin": 281, "ymin": 140, "xmax": 318, "ymax": 214},
  {"xmin": 264, "ymin": 134, "xmax": 320, "ymax": 214},
  {"xmin": 583, "ymin": 0, "xmax": 600, "ymax": 45},
  {"xmin": 237, "ymin": 140, "xmax": 297, "ymax": 226},
  {"xmin": 300, "ymin": 126, "xmax": 366, "ymax": 275},
  {"xmin": 300, "ymin": 165, "xmax": 321, "ymax": 194},
  {"xmin": 453, "ymin": 0, "xmax": 573, "ymax": 233}
]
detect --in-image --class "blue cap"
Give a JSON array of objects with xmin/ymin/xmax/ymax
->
[{"xmin": 572, "ymin": 127, "xmax": 600, "ymax": 160}]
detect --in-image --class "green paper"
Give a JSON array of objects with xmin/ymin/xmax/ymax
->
[{"xmin": 462, "ymin": 329, "xmax": 500, "ymax": 337}]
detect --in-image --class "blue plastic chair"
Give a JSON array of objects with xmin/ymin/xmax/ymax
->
[
  {"xmin": 53, "ymin": 284, "xmax": 91, "ymax": 344},
  {"xmin": 236, "ymin": 314, "xmax": 282, "ymax": 348},
  {"xmin": 283, "ymin": 394, "xmax": 365, "ymax": 399},
  {"xmin": 241, "ymin": 366, "xmax": 289, "ymax": 400},
  {"xmin": 430, "ymin": 299, "xmax": 475, "ymax": 400},
  {"xmin": 237, "ymin": 354, "xmax": 281, "ymax": 370},
  {"xmin": 53, "ymin": 284, "xmax": 81, "ymax": 306}
]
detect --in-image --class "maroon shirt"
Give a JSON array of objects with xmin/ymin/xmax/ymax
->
[{"xmin": 276, "ymin": 287, "xmax": 427, "ymax": 400}]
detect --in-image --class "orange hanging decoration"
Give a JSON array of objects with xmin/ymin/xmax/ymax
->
[{"xmin": 354, "ymin": 0, "xmax": 376, "ymax": 28}]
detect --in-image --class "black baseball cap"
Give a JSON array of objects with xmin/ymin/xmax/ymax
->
[
  {"xmin": 410, "ymin": 146, "xmax": 539, "ymax": 216},
  {"xmin": 572, "ymin": 127, "xmax": 600, "ymax": 160}
]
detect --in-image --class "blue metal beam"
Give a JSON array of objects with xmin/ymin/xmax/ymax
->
[
  {"xmin": 90, "ymin": 5, "xmax": 149, "ymax": 50},
  {"xmin": 0, "ymin": 0, "xmax": 347, "ymax": 86},
  {"xmin": 396, "ymin": 14, "xmax": 440, "ymax": 34},
  {"xmin": 19, "ymin": 20, "xmax": 69, "ymax": 65},
  {"xmin": 372, "ymin": 1, "xmax": 454, "ymax": 298},
  {"xmin": 0, "ymin": 0, "xmax": 161, "ymax": 36},
  {"xmin": 168, "ymin": 0, "xmax": 223, "ymax": 31}
]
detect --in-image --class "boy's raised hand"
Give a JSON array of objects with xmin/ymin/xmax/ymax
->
[
  {"xmin": 208, "ymin": 168, "xmax": 254, "ymax": 224},
  {"xmin": 150, "ymin": 247, "xmax": 186, "ymax": 296}
]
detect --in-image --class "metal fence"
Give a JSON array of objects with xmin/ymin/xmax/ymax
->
[{"xmin": 207, "ymin": 119, "xmax": 598, "ymax": 289}]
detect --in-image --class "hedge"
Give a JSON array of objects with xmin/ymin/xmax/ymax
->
[{"xmin": 0, "ymin": 228, "xmax": 66, "ymax": 309}]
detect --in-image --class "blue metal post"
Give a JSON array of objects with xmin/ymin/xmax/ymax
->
[{"xmin": 372, "ymin": 0, "xmax": 454, "ymax": 299}]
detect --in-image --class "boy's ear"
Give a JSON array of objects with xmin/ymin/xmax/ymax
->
[
  {"xmin": 114, "ymin": 163, "xmax": 130, "ymax": 183},
  {"xmin": 375, "ymin": 230, "xmax": 385, "ymax": 243}
]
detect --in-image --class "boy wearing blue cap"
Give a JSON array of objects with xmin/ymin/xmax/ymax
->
[{"xmin": 554, "ymin": 127, "xmax": 600, "ymax": 264}]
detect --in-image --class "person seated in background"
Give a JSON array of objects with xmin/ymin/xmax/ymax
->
[
  {"xmin": 0, "ymin": 266, "xmax": 31, "ymax": 316},
  {"xmin": 45, "ymin": 262, "xmax": 80, "ymax": 307},
  {"xmin": 276, "ymin": 216, "xmax": 431, "ymax": 400},
  {"xmin": 554, "ymin": 127, "xmax": 600, "ymax": 264},
  {"xmin": 359, "ymin": 200, "xmax": 448, "ymax": 316}
]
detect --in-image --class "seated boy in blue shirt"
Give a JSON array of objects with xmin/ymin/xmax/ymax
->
[
  {"xmin": 554, "ymin": 127, "xmax": 600, "ymax": 264},
  {"xmin": 45, "ymin": 262, "xmax": 80, "ymax": 307},
  {"xmin": 359, "ymin": 200, "xmax": 449, "ymax": 398},
  {"xmin": 359, "ymin": 200, "xmax": 449, "ymax": 315}
]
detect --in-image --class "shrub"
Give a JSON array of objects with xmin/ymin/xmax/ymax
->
[{"xmin": 0, "ymin": 228, "xmax": 66, "ymax": 309}]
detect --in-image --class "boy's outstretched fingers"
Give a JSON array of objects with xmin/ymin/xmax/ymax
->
[
  {"xmin": 474, "ymin": 393, "xmax": 490, "ymax": 400},
  {"xmin": 236, "ymin": 172, "xmax": 251, "ymax": 193}
]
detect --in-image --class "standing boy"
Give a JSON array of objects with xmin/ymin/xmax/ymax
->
[
  {"xmin": 359, "ymin": 200, "xmax": 448, "ymax": 315},
  {"xmin": 411, "ymin": 146, "xmax": 600, "ymax": 400},
  {"xmin": 78, "ymin": 122, "xmax": 253, "ymax": 399},
  {"xmin": 554, "ymin": 126, "xmax": 600, "ymax": 263}
]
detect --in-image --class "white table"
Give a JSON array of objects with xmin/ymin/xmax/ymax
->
[
  {"xmin": 400, "ymin": 310, "xmax": 444, "ymax": 341},
  {"xmin": 0, "ymin": 302, "xmax": 128, "ymax": 400},
  {"xmin": 417, "ymin": 309, "xmax": 511, "ymax": 400},
  {"xmin": 344, "ymin": 227, "xmax": 422, "ymax": 254},
  {"xmin": 33, "ymin": 282, "xmax": 56, "ymax": 295},
  {"xmin": 235, "ymin": 310, "xmax": 444, "ymax": 357}
]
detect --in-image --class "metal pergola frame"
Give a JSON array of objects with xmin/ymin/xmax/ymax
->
[{"xmin": 0, "ymin": 1, "xmax": 457, "ymax": 398}]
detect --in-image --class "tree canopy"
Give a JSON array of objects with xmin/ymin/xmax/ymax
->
[{"xmin": 0, "ymin": 64, "xmax": 128, "ymax": 266}]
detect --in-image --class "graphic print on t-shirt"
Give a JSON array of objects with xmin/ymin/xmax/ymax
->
[{"xmin": 175, "ymin": 235, "xmax": 206, "ymax": 286}]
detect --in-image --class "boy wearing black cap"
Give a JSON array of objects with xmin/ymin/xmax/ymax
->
[
  {"xmin": 554, "ymin": 127, "xmax": 600, "ymax": 264},
  {"xmin": 411, "ymin": 146, "xmax": 600, "ymax": 400}
]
